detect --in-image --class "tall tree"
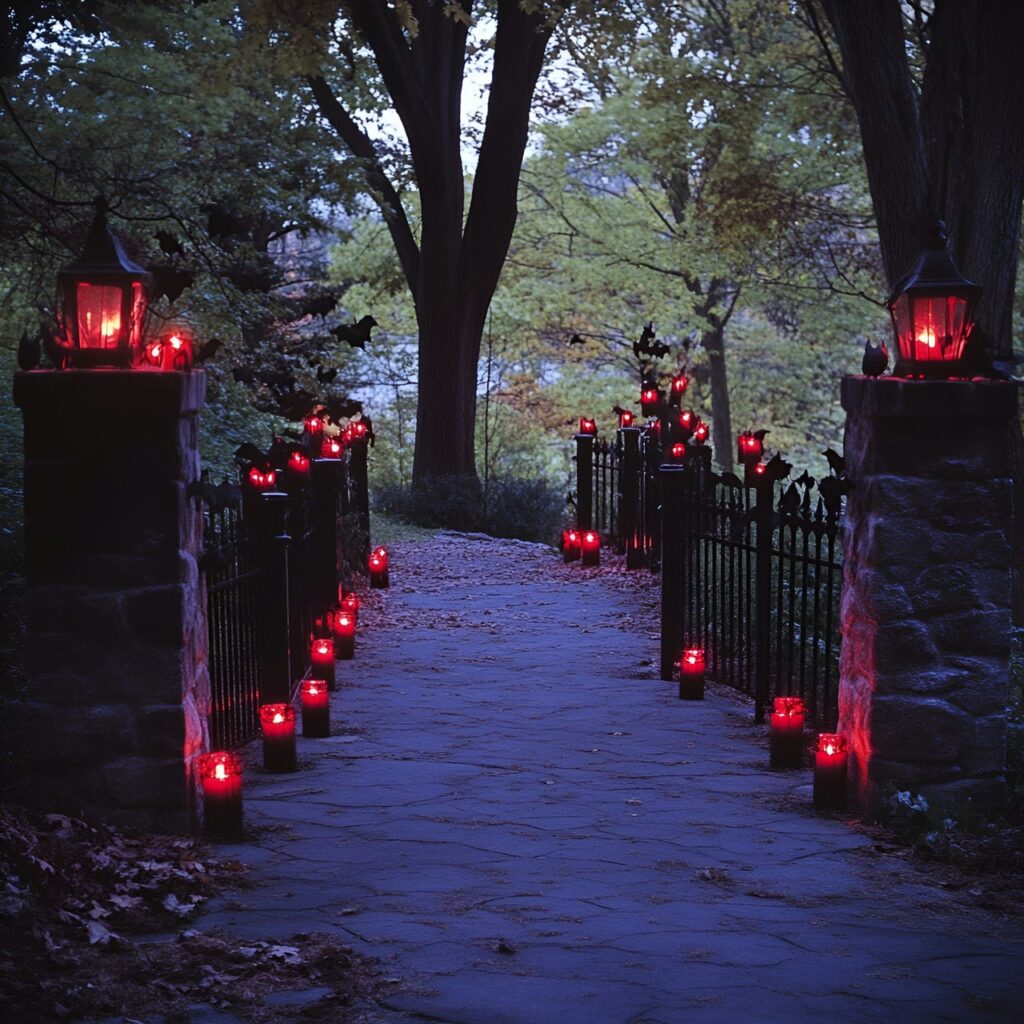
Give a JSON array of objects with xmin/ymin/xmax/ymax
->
[
  {"xmin": 810, "ymin": 0, "xmax": 1024, "ymax": 359},
  {"xmin": 307, "ymin": 1, "xmax": 562, "ymax": 487}
]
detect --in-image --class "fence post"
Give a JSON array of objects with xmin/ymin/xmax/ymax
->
[
  {"xmin": 574, "ymin": 432, "xmax": 594, "ymax": 531},
  {"xmin": 348, "ymin": 437, "xmax": 371, "ymax": 564},
  {"xmin": 660, "ymin": 463, "xmax": 687, "ymax": 680},
  {"xmin": 753, "ymin": 475, "xmax": 773, "ymax": 723},
  {"xmin": 312, "ymin": 457, "xmax": 342, "ymax": 612},
  {"xmin": 644, "ymin": 429, "xmax": 663, "ymax": 570},
  {"xmin": 619, "ymin": 427, "xmax": 644, "ymax": 568},
  {"xmin": 256, "ymin": 491, "xmax": 292, "ymax": 703}
]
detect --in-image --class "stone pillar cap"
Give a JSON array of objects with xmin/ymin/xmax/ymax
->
[{"xmin": 841, "ymin": 375, "xmax": 1019, "ymax": 419}]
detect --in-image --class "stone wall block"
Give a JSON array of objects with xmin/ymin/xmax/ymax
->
[
  {"xmin": 931, "ymin": 608, "xmax": 1012, "ymax": 657},
  {"xmin": 101, "ymin": 757, "xmax": 186, "ymax": 810},
  {"xmin": 874, "ymin": 619, "xmax": 938, "ymax": 668},
  {"xmin": 20, "ymin": 704, "xmax": 140, "ymax": 763},
  {"xmin": 125, "ymin": 584, "xmax": 186, "ymax": 647},
  {"xmin": 137, "ymin": 704, "xmax": 187, "ymax": 757},
  {"xmin": 870, "ymin": 696, "xmax": 969, "ymax": 764}
]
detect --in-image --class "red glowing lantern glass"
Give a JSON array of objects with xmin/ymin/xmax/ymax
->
[
  {"xmin": 671, "ymin": 374, "xmax": 689, "ymax": 396},
  {"xmin": 55, "ymin": 198, "xmax": 151, "ymax": 368},
  {"xmin": 618, "ymin": 409, "xmax": 635, "ymax": 429},
  {"xmin": 579, "ymin": 417, "xmax": 597, "ymax": 435},
  {"xmin": 769, "ymin": 696, "xmax": 806, "ymax": 769},
  {"xmin": 350, "ymin": 421, "xmax": 368, "ymax": 440},
  {"xmin": 581, "ymin": 529, "xmax": 600, "ymax": 567},
  {"xmin": 259, "ymin": 703, "xmax": 297, "ymax": 773},
  {"xmin": 199, "ymin": 751, "xmax": 243, "ymax": 838},
  {"xmin": 247, "ymin": 465, "xmax": 276, "ymax": 490},
  {"xmin": 887, "ymin": 222, "xmax": 980, "ymax": 377},
  {"xmin": 301, "ymin": 679, "xmax": 330, "ymax": 738},
  {"xmin": 287, "ymin": 450, "xmax": 311, "ymax": 480},
  {"xmin": 304, "ymin": 414, "xmax": 324, "ymax": 439},
  {"xmin": 813, "ymin": 732, "xmax": 848, "ymax": 810},
  {"xmin": 562, "ymin": 527, "xmax": 581, "ymax": 563},
  {"xmin": 669, "ymin": 442, "xmax": 686, "ymax": 461},
  {"xmin": 692, "ymin": 420, "xmax": 709, "ymax": 444},
  {"xmin": 369, "ymin": 547, "xmax": 389, "ymax": 588},
  {"xmin": 640, "ymin": 388, "xmax": 660, "ymax": 416}
]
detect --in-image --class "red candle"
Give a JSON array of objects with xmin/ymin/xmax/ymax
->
[
  {"xmin": 581, "ymin": 530, "xmax": 600, "ymax": 567},
  {"xmin": 562, "ymin": 528, "xmax": 581, "ymax": 563},
  {"xmin": 287, "ymin": 450, "xmax": 310, "ymax": 484},
  {"xmin": 301, "ymin": 679, "xmax": 330, "ymax": 738},
  {"xmin": 671, "ymin": 373, "xmax": 689, "ymax": 397},
  {"xmin": 769, "ymin": 697, "xmax": 806, "ymax": 769},
  {"xmin": 678, "ymin": 648, "xmax": 705, "ymax": 700},
  {"xmin": 321, "ymin": 436, "xmax": 343, "ymax": 459},
  {"xmin": 814, "ymin": 733, "xmax": 848, "ymax": 810},
  {"xmin": 640, "ymin": 388, "xmax": 659, "ymax": 414},
  {"xmin": 199, "ymin": 751, "xmax": 243, "ymax": 839},
  {"xmin": 669, "ymin": 442, "xmax": 686, "ymax": 462},
  {"xmin": 304, "ymin": 414, "xmax": 324, "ymax": 441},
  {"xmin": 163, "ymin": 332, "xmax": 193, "ymax": 370},
  {"xmin": 350, "ymin": 421, "xmax": 368, "ymax": 440},
  {"xmin": 578, "ymin": 416, "xmax": 597, "ymax": 435},
  {"xmin": 332, "ymin": 609, "xmax": 356, "ymax": 659},
  {"xmin": 369, "ymin": 548, "xmax": 389, "ymax": 588},
  {"xmin": 618, "ymin": 409, "xmax": 635, "ymax": 429},
  {"xmin": 144, "ymin": 340, "xmax": 164, "ymax": 367},
  {"xmin": 677, "ymin": 410, "xmax": 696, "ymax": 439},
  {"xmin": 737, "ymin": 431, "xmax": 763, "ymax": 464},
  {"xmin": 247, "ymin": 465, "xmax": 276, "ymax": 490},
  {"xmin": 692, "ymin": 420, "xmax": 709, "ymax": 444},
  {"xmin": 260, "ymin": 703, "xmax": 297, "ymax": 773},
  {"xmin": 340, "ymin": 590, "xmax": 360, "ymax": 622},
  {"xmin": 310, "ymin": 637, "xmax": 336, "ymax": 690}
]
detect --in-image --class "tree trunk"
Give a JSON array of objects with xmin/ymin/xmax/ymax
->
[
  {"xmin": 819, "ymin": 0, "xmax": 1024, "ymax": 358},
  {"xmin": 702, "ymin": 325, "xmax": 733, "ymax": 473}
]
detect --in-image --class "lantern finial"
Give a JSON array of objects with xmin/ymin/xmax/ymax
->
[{"xmin": 927, "ymin": 220, "xmax": 947, "ymax": 250}]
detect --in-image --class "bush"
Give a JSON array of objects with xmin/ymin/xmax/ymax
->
[{"xmin": 373, "ymin": 474, "xmax": 563, "ymax": 543}]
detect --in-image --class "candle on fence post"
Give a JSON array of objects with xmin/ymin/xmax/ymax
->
[
  {"xmin": 618, "ymin": 409, "xmax": 635, "ymax": 429},
  {"xmin": 320, "ymin": 435, "xmax": 343, "ymax": 460},
  {"xmin": 769, "ymin": 697, "xmax": 806, "ymax": 769},
  {"xmin": 260, "ymin": 703, "xmax": 297, "ymax": 773},
  {"xmin": 677, "ymin": 410, "xmax": 696, "ymax": 440},
  {"xmin": 332, "ymin": 610, "xmax": 356, "ymax": 659},
  {"xmin": 369, "ymin": 547, "xmax": 389, "ymax": 588},
  {"xmin": 813, "ymin": 733, "xmax": 848, "ymax": 810},
  {"xmin": 200, "ymin": 751, "xmax": 243, "ymax": 839},
  {"xmin": 678, "ymin": 648, "xmax": 705, "ymax": 700},
  {"xmin": 737, "ymin": 431, "xmax": 764, "ymax": 464},
  {"xmin": 669, "ymin": 442, "xmax": 686, "ymax": 463},
  {"xmin": 669, "ymin": 373, "xmax": 689, "ymax": 407},
  {"xmin": 310, "ymin": 637, "xmax": 336, "ymax": 690},
  {"xmin": 301, "ymin": 679, "xmax": 330, "ymax": 738},
  {"xmin": 578, "ymin": 416, "xmax": 597, "ymax": 436},
  {"xmin": 562, "ymin": 528, "xmax": 581, "ymax": 563},
  {"xmin": 340, "ymin": 590, "xmax": 360, "ymax": 623},
  {"xmin": 286, "ymin": 449, "xmax": 311, "ymax": 487},
  {"xmin": 304, "ymin": 414, "xmax": 325, "ymax": 445},
  {"xmin": 692, "ymin": 420, "xmax": 709, "ymax": 445},
  {"xmin": 640, "ymin": 387, "xmax": 660, "ymax": 417},
  {"xmin": 581, "ymin": 530, "xmax": 600, "ymax": 567}
]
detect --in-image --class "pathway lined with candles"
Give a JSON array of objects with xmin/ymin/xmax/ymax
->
[{"xmin": 202, "ymin": 532, "xmax": 1023, "ymax": 1024}]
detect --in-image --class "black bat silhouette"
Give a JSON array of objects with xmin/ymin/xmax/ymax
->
[
  {"xmin": 649, "ymin": 340, "xmax": 670, "ymax": 359},
  {"xmin": 194, "ymin": 338, "xmax": 223, "ymax": 365},
  {"xmin": 332, "ymin": 315, "xmax": 378, "ymax": 349},
  {"xmin": 149, "ymin": 266, "xmax": 194, "ymax": 303},
  {"xmin": 154, "ymin": 230, "xmax": 183, "ymax": 255},
  {"xmin": 568, "ymin": 333, "xmax": 585, "ymax": 346}
]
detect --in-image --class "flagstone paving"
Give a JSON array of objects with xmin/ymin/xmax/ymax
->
[{"xmin": 201, "ymin": 532, "xmax": 1024, "ymax": 1024}]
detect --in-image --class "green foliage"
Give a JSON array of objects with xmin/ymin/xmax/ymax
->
[{"xmin": 374, "ymin": 475, "xmax": 563, "ymax": 544}]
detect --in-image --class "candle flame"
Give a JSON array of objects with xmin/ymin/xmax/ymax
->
[
  {"xmin": 272, "ymin": 712, "xmax": 284, "ymax": 724},
  {"xmin": 214, "ymin": 763, "xmax": 227, "ymax": 780}
]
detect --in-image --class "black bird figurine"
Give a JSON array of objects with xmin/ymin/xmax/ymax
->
[
  {"xmin": 17, "ymin": 330, "xmax": 41, "ymax": 371},
  {"xmin": 332, "ymin": 315, "xmax": 378, "ymax": 349},
  {"xmin": 862, "ymin": 338, "xmax": 888, "ymax": 377},
  {"xmin": 567, "ymin": 333, "xmax": 585, "ymax": 346},
  {"xmin": 822, "ymin": 448, "xmax": 845, "ymax": 477}
]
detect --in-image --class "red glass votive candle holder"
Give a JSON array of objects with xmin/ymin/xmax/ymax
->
[
  {"xmin": 618, "ymin": 409, "xmax": 635, "ymax": 428},
  {"xmin": 578, "ymin": 417, "xmax": 597, "ymax": 436},
  {"xmin": 670, "ymin": 373, "xmax": 689, "ymax": 399},
  {"xmin": 813, "ymin": 733, "xmax": 848, "ymax": 810},
  {"xmin": 769, "ymin": 696, "xmax": 806, "ymax": 769},
  {"xmin": 301, "ymin": 679, "xmax": 330, "ymax": 738},
  {"xmin": 692, "ymin": 420, "xmax": 709, "ymax": 444},
  {"xmin": 677, "ymin": 410, "xmax": 696, "ymax": 439},
  {"xmin": 286, "ymin": 450, "xmax": 311, "ymax": 486},
  {"xmin": 321, "ymin": 436, "xmax": 343, "ymax": 459},
  {"xmin": 640, "ymin": 388, "xmax": 660, "ymax": 416},
  {"xmin": 310, "ymin": 637, "xmax": 336, "ymax": 690},
  {"xmin": 737, "ymin": 431, "xmax": 763, "ymax": 464},
  {"xmin": 304, "ymin": 414, "xmax": 324, "ymax": 442},
  {"xmin": 678, "ymin": 648, "xmax": 705, "ymax": 700},
  {"xmin": 332, "ymin": 610, "xmax": 356, "ymax": 660},
  {"xmin": 340, "ymin": 590, "xmax": 360, "ymax": 623},
  {"xmin": 562, "ymin": 528, "xmax": 581, "ymax": 563},
  {"xmin": 669, "ymin": 442, "xmax": 686, "ymax": 462},
  {"xmin": 369, "ymin": 549, "xmax": 389, "ymax": 588},
  {"xmin": 163, "ymin": 332, "xmax": 193, "ymax": 370},
  {"xmin": 199, "ymin": 751, "xmax": 243, "ymax": 839},
  {"xmin": 260, "ymin": 703, "xmax": 297, "ymax": 773},
  {"xmin": 581, "ymin": 530, "xmax": 600, "ymax": 567}
]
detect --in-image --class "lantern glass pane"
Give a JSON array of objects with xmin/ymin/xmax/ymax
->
[
  {"xmin": 76, "ymin": 282, "xmax": 123, "ymax": 349},
  {"xmin": 946, "ymin": 294, "xmax": 970, "ymax": 356},
  {"xmin": 129, "ymin": 281, "xmax": 146, "ymax": 348}
]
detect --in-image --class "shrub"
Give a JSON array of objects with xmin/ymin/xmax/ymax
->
[{"xmin": 373, "ymin": 474, "xmax": 562, "ymax": 543}]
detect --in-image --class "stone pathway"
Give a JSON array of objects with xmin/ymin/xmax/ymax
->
[{"xmin": 202, "ymin": 533, "xmax": 1024, "ymax": 1024}]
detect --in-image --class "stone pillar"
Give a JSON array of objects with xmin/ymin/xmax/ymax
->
[
  {"xmin": 14, "ymin": 370, "xmax": 208, "ymax": 830},
  {"xmin": 839, "ymin": 376, "xmax": 1019, "ymax": 817}
]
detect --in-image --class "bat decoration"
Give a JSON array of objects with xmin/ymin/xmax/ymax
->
[
  {"xmin": 332, "ymin": 314, "xmax": 378, "ymax": 349},
  {"xmin": 17, "ymin": 330, "xmax": 40, "ymax": 371},
  {"xmin": 187, "ymin": 469, "xmax": 219, "ymax": 507},
  {"xmin": 822, "ymin": 448, "xmax": 845, "ymax": 477},
  {"xmin": 612, "ymin": 404, "xmax": 631, "ymax": 417},
  {"xmin": 149, "ymin": 266, "xmax": 195, "ymax": 303},
  {"xmin": 194, "ymin": 337, "xmax": 223, "ymax": 365},
  {"xmin": 233, "ymin": 442, "xmax": 265, "ymax": 466},
  {"xmin": 633, "ymin": 321, "xmax": 671, "ymax": 362},
  {"xmin": 154, "ymin": 229, "xmax": 183, "ymax": 255},
  {"xmin": 320, "ymin": 397, "xmax": 363, "ymax": 424},
  {"xmin": 648, "ymin": 339, "xmax": 670, "ymax": 359},
  {"xmin": 316, "ymin": 365, "xmax": 338, "ymax": 384},
  {"xmin": 862, "ymin": 338, "xmax": 888, "ymax": 377},
  {"xmin": 568, "ymin": 333, "xmax": 585, "ymax": 346}
]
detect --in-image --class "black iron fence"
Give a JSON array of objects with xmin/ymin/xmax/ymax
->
[
  {"xmin": 201, "ymin": 436, "xmax": 372, "ymax": 749},
  {"xmin": 572, "ymin": 423, "xmax": 844, "ymax": 730}
]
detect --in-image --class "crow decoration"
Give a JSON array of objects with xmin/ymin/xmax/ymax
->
[
  {"xmin": 303, "ymin": 292, "xmax": 339, "ymax": 319},
  {"xmin": 752, "ymin": 428, "xmax": 770, "ymax": 443},
  {"xmin": 332, "ymin": 315, "xmax": 377, "ymax": 349},
  {"xmin": 233, "ymin": 442, "xmax": 265, "ymax": 466},
  {"xmin": 822, "ymin": 448, "xmax": 845, "ymax": 478},
  {"xmin": 861, "ymin": 338, "xmax": 888, "ymax": 377},
  {"xmin": 763, "ymin": 453, "xmax": 792, "ymax": 483},
  {"xmin": 149, "ymin": 266, "xmax": 195, "ymax": 304},
  {"xmin": 316, "ymin": 365, "xmax": 338, "ymax": 384},
  {"xmin": 567, "ymin": 333, "xmax": 585, "ymax": 346},
  {"xmin": 17, "ymin": 330, "xmax": 40, "ymax": 371},
  {"xmin": 818, "ymin": 475, "xmax": 846, "ymax": 517},
  {"xmin": 187, "ymin": 469, "xmax": 219, "ymax": 507}
]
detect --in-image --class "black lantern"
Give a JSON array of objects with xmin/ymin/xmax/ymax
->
[
  {"xmin": 886, "ymin": 221, "xmax": 981, "ymax": 378},
  {"xmin": 55, "ymin": 198, "xmax": 151, "ymax": 368}
]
